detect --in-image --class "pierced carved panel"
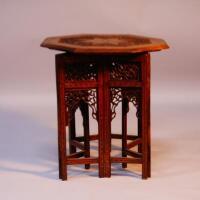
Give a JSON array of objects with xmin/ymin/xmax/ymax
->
[
  {"xmin": 65, "ymin": 89, "xmax": 97, "ymax": 121},
  {"xmin": 110, "ymin": 88, "xmax": 141, "ymax": 120},
  {"xmin": 65, "ymin": 63, "xmax": 97, "ymax": 81},
  {"xmin": 110, "ymin": 62, "xmax": 141, "ymax": 81}
]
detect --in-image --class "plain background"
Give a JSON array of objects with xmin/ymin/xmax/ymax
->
[{"xmin": 0, "ymin": 1, "xmax": 200, "ymax": 200}]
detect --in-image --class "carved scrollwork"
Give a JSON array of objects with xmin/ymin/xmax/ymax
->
[
  {"xmin": 110, "ymin": 88, "xmax": 141, "ymax": 120},
  {"xmin": 65, "ymin": 63, "xmax": 97, "ymax": 81},
  {"xmin": 65, "ymin": 89, "xmax": 98, "ymax": 121},
  {"xmin": 110, "ymin": 62, "xmax": 140, "ymax": 81}
]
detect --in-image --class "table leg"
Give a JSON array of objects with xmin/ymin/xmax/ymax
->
[
  {"xmin": 56, "ymin": 55, "xmax": 67, "ymax": 180},
  {"xmin": 97, "ymin": 65, "xmax": 111, "ymax": 178},
  {"xmin": 103, "ymin": 66, "xmax": 111, "ymax": 177},
  {"xmin": 138, "ymin": 118, "xmax": 142, "ymax": 153},
  {"xmin": 146, "ymin": 53, "xmax": 151, "ymax": 178},
  {"xmin": 122, "ymin": 98, "xmax": 128, "ymax": 168},
  {"xmin": 142, "ymin": 53, "xmax": 150, "ymax": 179},
  {"xmin": 98, "ymin": 66, "xmax": 105, "ymax": 178},
  {"xmin": 69, "ymin": 112, "xmax": 76, "ymax": 154},
  {"xmin": 80, "ymin": 101, "xmax": 90, "ymax": 169}
]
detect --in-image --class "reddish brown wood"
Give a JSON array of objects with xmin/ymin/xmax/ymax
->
[
  {"xmin": 55, "ymin": 53, "xmax": 151, "ymax": 180},
  {"xmin": 103, "ymin": 64, "xmax": 111, "ymax": 177},
  {"xmin": 110, "ymin": 80, "xmax": 142, "ymax": 87},
  {"xmin": 146, "ymin": 53, "xmax": 151, "ymax": 178},
  {"xmin": 65, "ymin": 81, "xmax": 97, "ymax": 89},
  {"xmin": 41, "ymin": 34, "xmax": 169, "ymax": 54},
  {"xmin": 42, "ymin": 34, "xmax": 168, "ymax": 180},
  {"xmin": 97, "ymin": 64, "xmax": 105, "ymax": 178},
  {"xmin": 126, "ymin": 149, "xmax": 142, "ymax": 158},
  {"xmin": 138, "ymin": 117, "xmax": 142, "ymax": 153},
  {"xmin": 97, "ymin": 64, "xmax": 111, "ymax": 177},
  {"xmin": 69, "ymin": 112, "xmax": 76, "ymax": 154},
  {"xmin": 111, "ymin": 157, "xmax": 142, "ymax": 164},
  {"xmin": 111, "ymin": 133, "xmax": 139, "ymax": 140},
  {"xmin": 68, "ymin": 151, "xmax": 85, "ymax": 158},
  {"xmin": 88, "ymin": 134, "xmax": 98, "ymax": 141},
  {"xmin": 79, "ymin": 101, "xmax": 90, "ymax": 169},
  {"xmin": 71, "ymin": 140, "xmax": 85, "ymax": 151},
  {"xmin": 122, "ymin": 98, "xmax": 128, "ymax": 168},
  {"xmin": 67, "ymin": 158, "xmax": 98, "ymax": 165},
  {"xmin": 141, "ymin": 53, "xmax": 149, "ymax": 179},
  {"xmin": 56, "ymin": 55, "xmax": 67, "ymax": 180},
  {"xmin": 127, "ymin": 138, "xmax": 142, "ymax": 149},
  {"xmin": 75, "ymin": 134, "xmax": 98, "ymax": 141}
]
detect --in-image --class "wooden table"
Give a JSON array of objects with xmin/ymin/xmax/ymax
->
[{"xmin": 41, "ymin": 34, "xmax": 169, "ymax": 180}]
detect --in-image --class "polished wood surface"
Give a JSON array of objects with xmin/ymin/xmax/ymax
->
[
  {"xmin": 42, "ymin": 34, "xmax": 169, "ymax": 180},
  {"xmin": 41, "ymin": 34, "xmax": 169, "ymax": 54},
  {"xmin": 54, "ymin": 53, "xmax": 152, "ymax": 180}
]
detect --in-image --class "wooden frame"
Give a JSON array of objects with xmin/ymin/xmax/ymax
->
[{"xmin": 55, "ymin": 52, "xmax": 151, "ymax": 180}]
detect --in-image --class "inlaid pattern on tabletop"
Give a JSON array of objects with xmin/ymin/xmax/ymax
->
[{"xmin": 41, "ymin": 34, "xmax": 169, "ymax": 54}]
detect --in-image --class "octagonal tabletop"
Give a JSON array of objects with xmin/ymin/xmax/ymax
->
[{"xmin": 41, "ymin": 34, "xmax": 169, "ymax": 54}]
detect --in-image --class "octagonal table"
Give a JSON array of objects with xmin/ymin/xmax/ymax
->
[{"xmin": 41, "ymin": 34, "xmax": 169, "ymax": 180}]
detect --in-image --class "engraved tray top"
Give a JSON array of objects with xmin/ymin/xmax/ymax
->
[{"xmin": 41, "ymin": 34, "xmax": 169, "ymax": 54}]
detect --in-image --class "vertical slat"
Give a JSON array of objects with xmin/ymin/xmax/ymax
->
[
  {"xmin": 56, "ymin": 54, "xmax": 67, "ymax": 180},
  {"xmin": 122, "ymin": 98, "xmax": 129, "ymax": 168},
  {"xmin": 136, "ymin": 53, "xmax": 143, "ymax": 154},
  {"xmin": 146, "ymin": 53, "xmax": 151, "ymax": 178},
  {"xmin": 103, "ymin": 64, "xmax": 111, "ymax": 177},
  {"xmin": 141, "ymin": 53, "xmax": 149, "ymax": 179},
  {"xmin": 80, "ymin": 101, "xmax": 91, "ymax": 169},
  {"xmin": 138, "ymin": 117, "xmax": 142, "ymax": 153},
  {"xmin": 69, "ymin": 112, "xmax": 76, "ymax": 154},
  {"xmin": 97, "ymin": 64, "xmax": 105, "ymax": 177}
]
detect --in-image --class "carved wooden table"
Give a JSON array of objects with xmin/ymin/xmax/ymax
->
[{"xmin": 41, "ymin": 34, "xmax": 169, "ymax": 180}]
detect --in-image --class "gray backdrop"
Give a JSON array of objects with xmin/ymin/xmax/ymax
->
[{"xmin": 0, "ymin": 1, "xmax": 200, "ymax": 200}]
